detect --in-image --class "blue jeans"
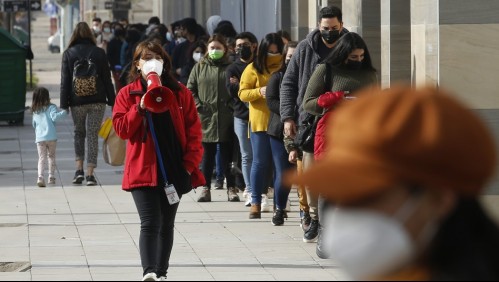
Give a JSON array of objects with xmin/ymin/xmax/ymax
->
[
  {"xmin": 215, "ymin": 144, "xmax": 224, "ymax": 182},
  {"xmin": 269, "ymin": 136, "xmax": 293, "ymax": 210},
  {"xmin": 234, "ymin": 118, "xmax": 253, "ymax": 193},
  {"xmin": 250, "ymin": 131, "xmax": 292, "ymax": 207}
]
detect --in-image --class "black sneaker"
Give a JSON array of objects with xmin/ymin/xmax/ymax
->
[
  {"xmin": 303, "ymin": 219, "xmax": 319, "ymax": 243},
  {"xmin": 72, "ymin": 170, "xmax": 84, "ymax": 184},
  {"xmin": 316, "ymin": 224, "xmax": 330, "ymax": 259},
  {"xmin": 272, "ymin": 209, "xmax": 287, "ymax": 226},
  {"xmin": 300, "ymin": 212, "xmax": 312, "ymax": 232},
  {"xmin": 86, "ymin": 175, "xmax": 97, "ymax": 186}
]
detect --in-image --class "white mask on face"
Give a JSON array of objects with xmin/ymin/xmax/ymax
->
[
  {"xmin": 323, "ymin": 193, "xmax": 432, "ymax": 280},
  {"xmin": 140, "ymin": 59, "xmax": 164, "ymax": 76},
  {"xmin": 193, "ymin": 52, "xmax": 203, "ymax": 63},
  {"xmin": 176, "ymin": 37, "xmax": 187, "ymax": 44}
]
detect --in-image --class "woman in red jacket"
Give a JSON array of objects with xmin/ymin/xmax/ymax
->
[{"xmin": 113, "ymin": 40, "xmax": 204, "ymax": 281}]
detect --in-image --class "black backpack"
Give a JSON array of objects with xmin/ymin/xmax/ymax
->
[{"xmin": 73, "ymin": 49, "xmax": 98, "ymax": 97}]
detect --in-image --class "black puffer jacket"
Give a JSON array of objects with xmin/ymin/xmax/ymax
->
[
  {"xmin": 60, "ymin": 39, "xmax": 115, "ymax": 110},
  {"xmin": 266, "ymin": 70, "xmax": 285, "ymax": 139}
]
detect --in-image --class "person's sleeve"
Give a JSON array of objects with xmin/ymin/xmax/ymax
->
[
  {"xmin": 112, "ymin": 88, "xmax": 144, "ymax": 140},
  {"xmin": 280, "ymin": 46, "xmax": 301, "ymax": 122},
  {"xmin": 238, "ymin": 67, "xmax": 263, "ymax": 102},
  {"xmin": 303, "ymin": 64, "xmax": 327, "ymax": 116},
  {"xmin": 60, "ymin": 51, "xmax": 72, "ymax": 110},
  {"xmin": 99, "ymin": 49, "xmax": 116, "ymax": 105},
  {"xmin": 225, "ymin": 64, "xmax": 240, "ymax": 99},
  {"xmin": 266, "ymin": 73, "xmax": 281, "ymax": 115},
  {"xmin": 50, "ymin": 105, "xmax": 67, "ymax": 122},
  {"xmin": 180, "ymin": 85, "xmax": 204, "ymax": 174},
  {"xmin": 186, "ymin": 63, "xmax": 201, "ymax": 109}
]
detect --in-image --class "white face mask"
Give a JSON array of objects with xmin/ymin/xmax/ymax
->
[
  {"xmin": 139, "ymin": 59, "xmax": 164, "ymax": 76},
  {"xmin": 166, "ymin": 32, "xmax": 173, "ymax": 42},
  {"xmin": 176, "ymin": 37, "xmax": 187, "ymax": 44},
  {"xmin": 193, "ymin": 52, "xmax": 203, "ymax": 63},
  {"xmin": 322, "ymin": 193, "xmax": 435, "ymax": 280}
]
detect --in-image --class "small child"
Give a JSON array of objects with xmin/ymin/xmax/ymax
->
[{"xmin": 31, "ymin": 87, "xmax": 67, "ymax": 187}]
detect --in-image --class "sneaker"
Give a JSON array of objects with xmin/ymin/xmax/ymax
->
[
  {"xmin": 303, "ymin": 219, "xmax": 319, "ymax": 243},
  {"xmin": 158, "ymin": 276, "xmax": 167, "ymax": 281},
  {"xmin": 86, "ymin": 175, "xmax": 97, "ymax": 186},
  {"xmin": 142, "ymin": 272, "xmax": 158, "ymax": 281},
  {"xmin": 197, "ymin": 187, "xmax": 211, "ymax": 202},
  {"xmin": 37, "ymin": 177, "xmax": 46, "ymax": 188},
  {"xmin": 244, "ymin": 193, "xmax": 252, "ymax": 207},
  {"xmin": 261, "ymin": 195, "xmax": 271, "ymax": 212},
  {"xmin": 227, "ymin": 187, "xmax": 240, "ymax": 202},
  {"xmin": 272, "ymin": 209, "xmax": 286, "ymax": 226},
  {"xmin": 48, "ymin": 177, "xmax": 56, "ymax": 185},
  {"xmin": 72, "ymin": 170, "xmax": 84, "ymax": 184},
  {"xmin": 300, "ymin": 211, "xmax": 312, "ymax": 232},
  {"xmin": 214, "ymin": 179, "xmax": 224, "ymax": 190},
  {"xmin": 316, "ymin": 224, "xmax": 330, "ymax": 259},
  {"xmin": 267, "ymin": 187, "xmax": 274, "ymax": 199},
  {"xmin": 242, "ymin": 188, "xmax": 250, "ymax": 199}
]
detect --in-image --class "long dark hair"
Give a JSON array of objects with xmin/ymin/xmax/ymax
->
[
  {"xmin": 325, "ymin": 32, "xmax": 376, "ymax": 72},
  {"xmin": 254, "ymin": 33, "xmax": 284, "ymax": 75},
  {"xmin": 279, "ymin": 41, "xmax": 298, "ymax": 72},
  {"xmin": 31, "ymin": 87, "xmax": 51, "ymax": 114},
  {"xmin": 67, "ymin": 22, "xmax": 96, "ymax": 49},
  {"xmin": 128, "ymin": 40, "xmax": 180, "ymax": 92},
  {"xmin": 428, "ymin": 198, "xmax": 499, "ymax": 280}
]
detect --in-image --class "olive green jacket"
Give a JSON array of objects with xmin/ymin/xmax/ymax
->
[{"xmin": 187, "ymin": 57, "xmax": 234, "ymax": 143}]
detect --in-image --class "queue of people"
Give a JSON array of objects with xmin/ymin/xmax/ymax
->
[{"xmin": 46, "ymin": 6, "xmax": 499, "ymax": 281}]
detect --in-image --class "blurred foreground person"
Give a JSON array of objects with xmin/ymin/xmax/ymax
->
[{"xmin": 289, "ymin": 85, "xmax": 499, "ymax": 281}]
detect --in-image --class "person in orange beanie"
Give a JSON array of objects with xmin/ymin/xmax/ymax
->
[{"xmin": 287, "ymin": 84, "xmax": 499, "ymax": 280}]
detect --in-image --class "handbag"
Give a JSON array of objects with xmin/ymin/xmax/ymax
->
[
  {"xmin": 102, "ymin": 125, "xmax": 126, "ymax": 166},
  {"xmin": 295, "ymin": 115, "xmax": 319, "ymax": 153},
  {"xmin": 98, "ymin": 117, "xmax": 113, "ymax": 139}
]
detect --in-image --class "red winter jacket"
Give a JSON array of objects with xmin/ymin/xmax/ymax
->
[
  {"xmin": 112, "ymin": 79, "xmax": 205, "ymax": 190},
  {"xmin": 314, "ymin": 91, "xmax": 344, "ymax": 160}
]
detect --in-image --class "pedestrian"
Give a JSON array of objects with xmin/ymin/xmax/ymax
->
[
  {"xmin": 226, "ymin": 31, "xmax": 259, "ymax": 207},
  {"xmin": 113, "ymin": 40, "xmax": 205, "ymax": 281},
  {"xmin": 239, "ymin": 32, "xmax": 285, "ymax": 219},
  {"xmin": 280, "ymin": 5, "xmax": 348, "ymax": 242},
  {"xmin": 187, "ymin": 34, "xmax": 238, "ymax": 203},
  {"xmin": 96, "ymin": 20, "xmax": 113, "ymax": 51},
  {"xmin": 60, "ymin": 22, "xmax": 115, "ymax": 186},
  {"xmin": 289, "ymin": 84, "xmax": 499, "ymax": 281},
  {"xmin": 265, "ymin": 41, "xmax": 299, "ymax": 225},
  {"xmin": 31, "ymin": 87, "xmax": 67, "ymax": 187}
]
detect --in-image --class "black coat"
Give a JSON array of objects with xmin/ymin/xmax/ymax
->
[
  {"xmin": 60, "ymin": 40, "xmax": 115, "ymax": 110},
  {"xmin": 266, "ymin": 70, "xmax": 285, "ymax": 139}
]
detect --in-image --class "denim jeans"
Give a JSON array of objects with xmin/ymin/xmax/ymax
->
[
  {"xmin": 250, "ymin": 131, "xmax": 291, "ymax": 207},
  {"xmin": 201, "ymin": 142, "xmax": 235, "ymax": 189},
  {"xmin": 234, "ymin": 117, "xmax": 253, "ymax": 193}
]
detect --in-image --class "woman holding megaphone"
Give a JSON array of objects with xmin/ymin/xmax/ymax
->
[{"xmin": 112, "ymin": 40, "xmax": 205, "ymax": 281}]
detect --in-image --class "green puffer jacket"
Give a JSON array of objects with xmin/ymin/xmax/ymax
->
[{"xmin": 187, "ymin": 57, "xmax": 234, "ymax": 143}]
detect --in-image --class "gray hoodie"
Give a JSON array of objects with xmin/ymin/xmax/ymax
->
[{"xmin": 280, "ymin": 28, "xmax": 348, "ymax": 125}]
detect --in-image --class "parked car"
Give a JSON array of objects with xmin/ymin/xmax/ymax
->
[{"xmin": 48, "ymin": 30, "xmax": 60, "ymax": 53}]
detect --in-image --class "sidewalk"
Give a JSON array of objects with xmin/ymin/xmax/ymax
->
[{"xmin": 0, "ymin": 77, "xmax": 348, "ymax": 281}]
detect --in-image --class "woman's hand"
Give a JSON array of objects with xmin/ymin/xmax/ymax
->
[
  {"xmin": 140, "ymin": 95, "xmax": 146, "ymax": 110},
  {"xmin": 260, "ymin": 86, "xmax": 267, "ymax": 98},
  {"xmin": 289, "ymin": 150, "xmax": 298, "ymax": 164}
]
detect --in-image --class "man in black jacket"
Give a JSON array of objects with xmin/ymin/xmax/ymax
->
[{"xmin": 225, "ymin": 32, "xmax": 258, "ymax": 206}]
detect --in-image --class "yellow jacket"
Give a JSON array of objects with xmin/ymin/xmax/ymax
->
[{"xmin": 238, "ymin": 61, "xmax": 282, "ymax": 133}]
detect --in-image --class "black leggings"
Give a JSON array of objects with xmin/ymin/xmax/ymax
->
[{"xmin": 131, "ymin": 187, "xmax": 181, "ymax": 277}]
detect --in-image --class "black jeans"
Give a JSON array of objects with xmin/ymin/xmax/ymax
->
[
  {"xmin": 131, "ymin": 187, "xmax": 181, "ymax": 277},
  {"xmin": 201, "ymin": 142, "xmax": 235, "ymax": 189}
]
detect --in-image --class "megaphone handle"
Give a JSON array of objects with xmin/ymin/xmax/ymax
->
[{"xmin": 146, "ymin": 112, "xmax": 169, "ymax": 185}]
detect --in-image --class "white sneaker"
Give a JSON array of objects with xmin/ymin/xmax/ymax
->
[
  {"xmin": 242, "ymin": 188, "xmax": 250, "ymax": 199},
  {"xmin": 142, "ymin": 273, "xmax": 158, "ymax": 281},
  {"xmin": 267, "ymin": 187, "xmax": 274, "ymax": 199},
  {"xmin": 244, "ymin": 193, "xmax": 252, "ymax": 207},
  {"xmin": 261, "ymin": 195, "xmax": 271, "ymax": 212},
  {"xmin": 158, "ymin": 276, "xmax": 167, "ymax": 281},
  {"xmin": 37, "ymin": 177, "xmax": 46, "ymax": 188}
]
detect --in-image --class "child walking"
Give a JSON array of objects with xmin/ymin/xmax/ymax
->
[{"xmin": 32, "ymin": 87, "xmax": 68, "ymax": 187}]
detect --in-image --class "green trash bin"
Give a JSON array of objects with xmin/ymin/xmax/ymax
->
[{"xmin": 0, "ymin": 27, "xmax": 27, "ymax": 125}]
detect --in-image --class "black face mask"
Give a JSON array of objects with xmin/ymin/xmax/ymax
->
[
  {"xmin": 321, "ymin": 30, "xmax": 341, "ymax": 45},
  {"xmin": 345, "ymin": 59, "xmax": 363, "ymax": 70},
  {"xmin": 237, "ymin": 45, "xmax": 253, "ymax": 61}
]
